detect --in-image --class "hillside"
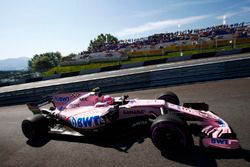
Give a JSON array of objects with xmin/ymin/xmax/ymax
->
[{"xmin": 0, "ymin": 57, "xmax": 29, "ymax": 71}]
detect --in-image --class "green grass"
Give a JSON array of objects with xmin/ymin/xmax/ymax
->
[
  {"xmin": 44, "ymin": 56, "xmax": 168, "ymax": 76},
  {"xmin": 44, "ymin": 42, "xmax": 250, "ymax": 77}
]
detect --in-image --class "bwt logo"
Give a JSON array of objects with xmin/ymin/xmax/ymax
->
[
  {"xmin": 211, "ymin": 138, "xmax": 229, "ymax": 145},
  {"xmin": 55, "ymin": 97, "xmax": 70, "ymax": 103},
  {"xmin": 71, "ymin": 116, "xmax": 100, "ymax": 128}
]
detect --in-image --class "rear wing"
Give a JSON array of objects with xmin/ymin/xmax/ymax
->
[
  {"xmin": 27, "ymin": 92, "xmax": 88, "ymax": 114},
  {"xmin": 27, "ymin": 96, "xmax": 54, "ymax": 114}
]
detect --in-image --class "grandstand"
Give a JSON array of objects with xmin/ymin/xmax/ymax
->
[{"xmin": 65, "ymin": 22, "xmax": 250, "ymax": 66}]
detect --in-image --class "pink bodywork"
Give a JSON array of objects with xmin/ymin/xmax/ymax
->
[
  {"xmin": 43, "ymin": 91, "xmax": 240, "ymax": 150},
  {"xmin": 167, "ymin": 103, "xmax": 240, "ymax": 149}
]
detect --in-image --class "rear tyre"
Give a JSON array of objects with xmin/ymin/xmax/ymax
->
[
  {"xmin": 158, "ymin": 91, "xmax": 180, "ymax": 105},
  {"xmin": 151, "ymin": 114, "xmax": 193, "ymax": 155},
  {"xmin": 22, "ymin": 114, "xmax": 49, "ymax": 140}
]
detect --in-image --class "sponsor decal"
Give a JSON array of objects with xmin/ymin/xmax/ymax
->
[
  {"xmin": 129, "ymin": 99, "xmax": 136, "ymax": 104},
  {"xmin": 69, "ymin": 104, "xmax": 80, "ymax": 108},
  {"xmin": 198, "ymin": 111, "xmax": 218, "ymax": 120},
  {"xmin": 71, "ymin": 116, "xmax": 100, "ymax": 128},
  {"xmin": 169, "ymin": 104, "xmax": 199, "ymax": 114},
  {"xmin": 131, "ymin": 121, "xmax": 148, "ymax": 128},
  {"xmin": 71, "ymin": 117, "xmax": 77, "ymax": 127},
  {"xmin": 211, "ymin": 138, "xmax": 229, "ymax": 145},
  {"xmin": 55, "ymin": 96, "xmax": 70, "ymax": 103},
  {"xmin": 168, "ymin": 103, "xmax": 182, "ymax": 111},
  {"xmin": 80, "ymin": 97, "xmax": 88, "ymax": 101},
  {"xmin": 181, "ymin": 107, "xmax": 196, "ymax": 113},
  {"xmin": 198, "ymin": 111, "xmax": 209, "ymax": 117},
  {"xmin": 217, "ymin": 119, "xmax": 226, "ymax": 127},
  {"xmin": 58, "ymin": 106, "xmax": 65, "ymax": 111},
  {"xmin": 123, "ymin": 110, "xmax": 144, "ymax": 114},
  {"xmin": 70, "ymin": 93, "xmax": 81, "ymax": 98}
]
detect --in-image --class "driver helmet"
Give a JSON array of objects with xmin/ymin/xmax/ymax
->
[{"xmin": 102, "ymin": 95, "xmax": 114, "ymax": 105}]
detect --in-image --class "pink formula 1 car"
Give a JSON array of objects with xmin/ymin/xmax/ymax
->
[{"xmin": 22, "ymin": 89, "xmax": 240, "ymax": 155}]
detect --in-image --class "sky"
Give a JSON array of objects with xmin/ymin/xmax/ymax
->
[{"xmin": 0, "ymin": 0, "xmax": 249, "ymax": 60}]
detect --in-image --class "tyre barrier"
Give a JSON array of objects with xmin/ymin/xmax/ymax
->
[
  {"xmin": 191, "ymin": 52, "xmax": 217, "ymax": 59},
  {"xmin": 10, "ymin": 79, "xmax": 26, "ymax": 85},
  {"xmin": 100, "ymin": 65, "xmax": 121, "ymax": 72},
  {"xmin": 25, "ymin": 77, "xmax": 43, "ymax": 83},
  {"xmin": 215, "ymin": 49, "xmax": 242, "ymax": 56},
  {"xmin": 241, "ymin": 47, "xmax": 250, "ymax": 53},
  {"xmin": 80, "ymin": 68, "xmax": 101, "ymax": 75},
  {"xmin": 60, "ymin": 71, "xmax": 80, "ymax": 78},
  {"xmin": 143, "ymin": 58, "xmax": 167, "ymax": 66},
  {"xmin": 120, "ymin": 62, "xmax": 144, "ymax": 69},
  {"xmin": 0, "ymin": 82, "xmax": 10, "ymax": 87},
  {"xmin": 167, "ymin": 55, "xmax": 192, "ymax": 63},
  {"xmin": 42, "ymin": 74, "xmax": 61, "ymax": 81},
  {"xmin": 0, "ymin": 57, "xmax": 250, "ymax": 106}
]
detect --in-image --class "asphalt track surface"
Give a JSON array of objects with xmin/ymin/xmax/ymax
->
[
  {"xmin": 0, "ymin": 52, "xmax": 250, "ymax": 94},
  {"xmin": 0, "ymin": 78, "xmax": 250, "ymax": 167}
]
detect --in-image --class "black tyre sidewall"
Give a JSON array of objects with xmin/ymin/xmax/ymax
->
[
  {"xmin": 22, "ymin": 114, "xmax": 49, "ymax": 140},
  {"xmin": 151, "ymin": 115, "xmax": 193, "ymax": 154},
  {"xmin": 22, "ymin": 120, "xmax": 36, "ymax": 140},
  {"xmin": 158, "ymin": 92, "xmax": 180, "ymax": 105}
]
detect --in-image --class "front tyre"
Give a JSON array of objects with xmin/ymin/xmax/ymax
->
[
  {"xmin": 158, "ymin": 91, "xmax": 180, "ymax": 105},
  {"xmin": 22, "ymin": 114, "xmax": 49, "ymax": 140},
  {"xmin": 151, "ymin": 114, "xmax": 193, "ymax": 155}
]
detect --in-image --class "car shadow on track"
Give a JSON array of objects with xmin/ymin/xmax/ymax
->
[
  {"xmin": 26, "ymin": 127, "xmax": 150, "ymax": 153},
  {"xmin": 26, "ymin": 130, "xmax": 250, "ymax": 167}
]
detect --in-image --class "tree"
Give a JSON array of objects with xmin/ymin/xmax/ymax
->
[
  {"xmin": 87, "ymin": 33, "xmax": 118, "ymax": 52},
  {"xmin": 61, "ymin": 53, "xmax": 77, "ymax": 62},
  {"xmin": 28, "ymin": 52, "xmax": 62, "ymax": 72}
]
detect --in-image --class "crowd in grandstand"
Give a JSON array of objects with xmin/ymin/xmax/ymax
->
[{"xmin": 86, "ymin": 22, "xmax": 250, "ymax": 53}]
